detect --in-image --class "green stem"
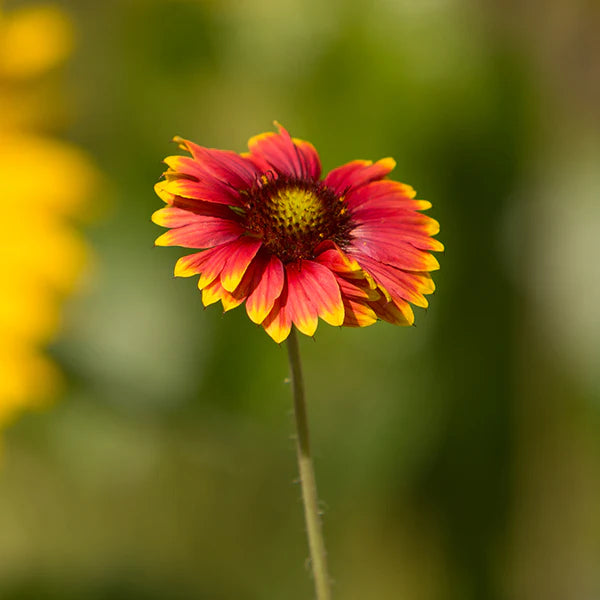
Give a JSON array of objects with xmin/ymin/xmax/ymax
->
[{"xmin": 286, "ymin": 328, "xmax": 332, "ymax": 600}]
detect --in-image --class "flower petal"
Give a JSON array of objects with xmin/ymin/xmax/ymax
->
[
  {"xmin": 220, "ymin": 236, "xmax": 263, "ymax": 293},
  {"xmin": 342, "ymin": 298, "xmax": 378, "ymax": 327},
  {"xmin": 174, "ymin": 251, "xmax": 208, "ymax": 278},
  {"xmin": 415, "ymin": 272, "xmax": 436, "ymax": 294},
  {"xmin": 354, "ymin": 255, "xmax": 425, "ymax": 317},
  {"xmin": 285, "ymin": 263, "xmax": 319, "ymax": 336},
  {"xmin": 314, "ymin": 241, "xmax": 363, "ymax": 276},
  {"xmin": 172, "ymin": 137, "xmax": 259, "ymax": 188},
  {"xmin": 248, "ymin": 122, "xmax": 321, "ymax": 179},
  {"xmin": 201, "ymin": 277, "xmax": 222, "ymax": 307},
  {"xmin": 336, "ymin": 275, "xmax": 381, "ymax": 301},
  {"xmin": 371, "ymin": 297, "xmax": 413, "ymax": 326},
  {"xmin": 246, "ymin": 254, "xmax": 285, "ymax": 324},
  {"xmin": 154, "ymin": 180, "xmax": 177, "ymax": 205},
  {"xmin": 162, "ymin": 155, "xmax": 206, "ymax": 180},
  {"xmin": 350, "ymin": 205, "xmax": 426, "ymax": 222},
  {"xmin": 323, "ymin": 158, "xmax": 396, "ymax": 195},
  {"xmin": 152, "ymin": 206, "xmax": 201, "ymax": 228},
  {"xmin": 262, "ymin": 284, "xmax": 292, "ymax": 343},
  {"xmin": 350, "ymin": 199, "xmax": 433, "ymax": 221},
  {"xmin": 201, "ymin": 277, "xmax": 245, "ymax": 311},
  {"xmin": 152, "ymin": 202, "xmax": 238, "ymax": 227},
  {"xmin": 351, "ymin": 210, "xmax": 441, "ymax": 237},
  {"xmin": 350, "ymin": 228, "xmax": 441, "ymax": 271},
  {"xmin": 195, "ymin": 243, "xmax": 240, "ymax": 289},
  {"xmin": 293, "ymin": 260, "xmax": 344, "ymax": 327},
  {"xmin": 227, "ymin": 252, "xmax": 266, "ymax": 301},
  {"xmin": 157, "ymin": 178, "xmax": 241, "ymax": 206},
  {"xmin": 345, "ymin": 180, "xmax": 417, "ymax": 210},
  {"xmin": 292, "ymin": 137, "xmax": 322, "ymax": 180},
  {"xmin": 154, "ymin": 217, "xmax": 244, "ymax": 249}
]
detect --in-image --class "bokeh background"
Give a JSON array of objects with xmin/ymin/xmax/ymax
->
[{"xmin": 1, "ymin": 0, "xmax": 599, "ymax": 599}]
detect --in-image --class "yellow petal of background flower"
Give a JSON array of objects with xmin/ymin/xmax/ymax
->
[
  {"xmin": 0, "ymin": 5, "xmax": 73, "ymax": 79},
  {"xmin": 0, "ymin": 6, "xmax": 99, "ymax": 437}
]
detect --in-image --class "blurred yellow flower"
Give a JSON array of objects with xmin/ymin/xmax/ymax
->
[
  {"xmin": 0, "ymin": 5, "xmax": 98, "ymax": 430},
  {"xmin": 0, "ymin": 5, "xmax": 73, "ymax": 79}
]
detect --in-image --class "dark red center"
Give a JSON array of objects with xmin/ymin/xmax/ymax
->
[{"xmin": 240, "ymin": 174, "xmax": 354, "ymax": 263}]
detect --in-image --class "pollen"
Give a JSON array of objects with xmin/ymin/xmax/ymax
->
[{"xmin": 243, "ymin": 175, "xmax": 353, "ymax": 263}]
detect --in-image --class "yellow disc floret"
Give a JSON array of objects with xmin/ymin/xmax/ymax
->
[{"xmin": 270, "ymin": 187, "xmax": 325, "ymax": 233}]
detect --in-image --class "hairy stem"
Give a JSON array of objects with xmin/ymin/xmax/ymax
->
[{"xmin": 286, "ymin": 328, "xmax": 332, "ymax": 600}]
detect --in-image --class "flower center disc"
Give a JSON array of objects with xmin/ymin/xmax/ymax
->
[{"xmin": 243, "ymin": 176, "xmax": 353, "ymax": 263}]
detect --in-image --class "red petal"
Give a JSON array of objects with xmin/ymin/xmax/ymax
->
[
  {"xmin": 342, "ymin": 298, "xmax": 378, "ymax": 327},
  {"xmin": 154, "ymin": 217, "xmax": 244, "ymax": 249},
  {"xmin": 246, "ymin": 254, "xmax": 285, "ymax": 324},
  {"xmin": 336, "ymin": 275, "xmax": 380, "ymax": 301},
  {"xmin": 201, "ymin": 277, "xmax": 245, "ymax": 311},
  {"xmin": 228, "ymin": 251, "xmax": 267, "ymax": 301},
  {"xmin": 350, "ymin": 228, "xmax": 440, "ymax": 271},
  {"xmin": 371, "ymin": 297, "xmax": 413, "ymax": 326},
  {"xmin": 292, "ymin": 137, "xmax": 322, "ymax": 180},
  {"xmin": 152, "ymin": 206, "xmax": 197, "ymax": 228},
  {"xmin": 323, "ymin": 158, "xmax": 396, "ymax": 195},
  {"xmin": 350, "ymin": 212, "xmax": 445, "ymax": 251},
  {"xmin": 163, "ymin": 155, "xmax": 206, "ymax": 181},
  {"xmin": 157, "ymin": 178, "xmax": 241, "ymax": 206},
  {"xmin": 152, "ymin": 205, "xmax": 237, "ymax": 227},
  {"xmin": 262, "ymin": 283, "xmax": 292, "ymax": 343},
  {"xmin": 286, "ymin": 263, "xmax": 319, "ymax": 336},
  {"xmin": 174, "ymin": 251, "xmax": 211, "ymax": 278},
  {"xmin": 220, "ymin": 237, "xmax": 263, "ymax": 292},
  {"xmin": 292, "ymin": 260, "xmax": 344, "ymax": 327},
  {"xmin": 350, "ymin": 203, "xmax": 431, "ymax": 221},
  {"xmin": 351, "ymin": 209, "xmax": 441, "ymax": 236},
  {"xmin": 353, "ymin": 255, "xmax": 430, "ymax": 309},
  {"xmin": 195, "ymin": 243, "xmax": 240, "ymax": 289},
  {"xmin": 314, "ymin": 242, "xmax": 363, "ymax": 275},
  {"xmin": 172, "ymin": 137, "xmax": 259, "ymax": 188},
  {"xmin": 248, "ymin": 123, "xmax": 322, "ymax": 179},
  {"xmin": 345, "ymin": 180, "xmax": 417, "ymax": 210}
]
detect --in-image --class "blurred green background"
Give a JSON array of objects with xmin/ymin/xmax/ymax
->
[{"xmin": 1, "ymin": 0, "xmax": 599, "ymax": 599}]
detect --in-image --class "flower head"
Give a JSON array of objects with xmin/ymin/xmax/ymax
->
[{"xmin": 153, "ymin": 123, "xmax": 443, "ymax": 343}]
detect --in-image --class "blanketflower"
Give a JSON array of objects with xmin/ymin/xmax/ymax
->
[{"xmin": 153, "ymin": 123, "xmax": 443, "ymax": 343}]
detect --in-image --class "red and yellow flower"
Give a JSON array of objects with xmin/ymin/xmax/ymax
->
[{"xmin": 153, "ymin": 123, "xmax": 443, "ymax": 343}]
